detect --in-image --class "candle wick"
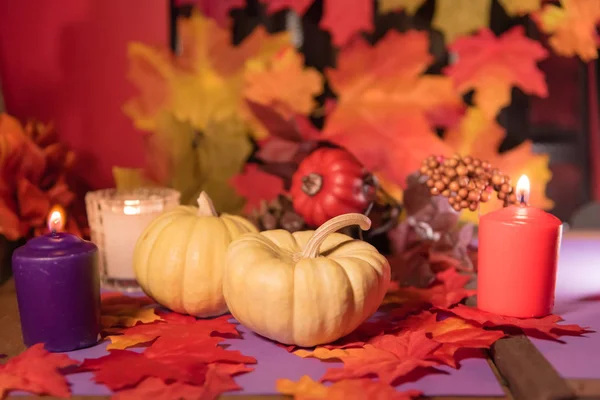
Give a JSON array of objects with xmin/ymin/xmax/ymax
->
[{"xmin": 518, "ymin": 191, "xmax": 526, "ymax": 205}]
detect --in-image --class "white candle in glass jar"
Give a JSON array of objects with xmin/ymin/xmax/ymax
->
[
  {"xmin": 85, "ymin": 188, "xmax": 181, "ymax": 291},
  {"xmin": 101, "ymin": 200, "xmax": 163, "ymax": 279}
]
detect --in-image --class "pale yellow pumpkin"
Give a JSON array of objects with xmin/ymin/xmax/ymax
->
[
  {"xmin": 223, "ymin": 213, "xmax": 390, "ymax": 347},
  {"xmin": 133, "ymin": 191, "xmax": 257, "ymax": 317}
]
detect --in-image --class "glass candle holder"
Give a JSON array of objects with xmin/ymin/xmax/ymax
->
[{"xmin": 85, "ymin": 187, "xmax": 180, "ymax": 291}]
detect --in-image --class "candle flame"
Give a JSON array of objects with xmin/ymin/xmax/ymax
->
[
  {"xmin": 47, "ymin": 205, "xmax": 66, "ymax": 232},
  {"xmin": 516, "ymin": 175, "xmax": 530, "ymax": 205},
  {"xmin": 123, "ymin": 199, "xmax": 141, "ymax": 215}
]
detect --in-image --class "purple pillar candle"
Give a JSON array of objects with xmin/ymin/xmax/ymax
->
[{"xmin": 12, "ymin": 212, "xmax": 101, "ymax": 352}]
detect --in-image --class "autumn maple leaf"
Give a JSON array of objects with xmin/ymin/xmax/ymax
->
[
  {"xmin": 260, "ymin": 0, "xmax": 373, "ymax": 47},
  {"xmin": 444, "ymin": 107, "xmax": 553, "ymax": 223},
  {"xmin": 535, "ymin": 0, "xmax": 600, "ymax": 61},
  {"xmin": 100, "ymin": 292, "xmax": 161, "ymax": 329},
  {"xmin": 113, "ymin": 364, "xmax": 251, "ymax": 400},
  {"xmin": 0, "ymin": 344, "xmax": 79, "ymax": 399},
  {"xmin": 400, "ymin": 311, "xmax": 505, "ymax": 367},
  {"xmin": 79, "ymin": 350, "xmax": 204, "ymax": 390},
  {"xmin": 323, "ymin": 331, "xmax": 441, "ymax": 384},
  {"xmin": 143, "ymin": 336, "xmax": 257, "ymax": 365},
  {"xmin": 323, "ymin": 31, "xmax": 460, "ymax": 188},
  {"xmin": 498, "ymin": 0, "xmax": 543, "ymax": 16},
  {"xmin": 106, "ymin": 312, "xmax": 240, "ymax": 350},
  {"xmin": 174, "ymin": 0, "xmax": 245, "ymax": 27},
  {"xmin": 229, "ymin": 164, "xmax": 285, "ymax": 213},
  {"xmin": 432, "ymin": 0, "xmax": 492, "ymax": 44},
  {"xmin": 443, "ymin": 26, "xmax": 548, "ymax": 119},
  {"xmin": 402, "ymin": 268, "xmax": 476, "ymax": 308},
  {"xmin": 244, "ymin": 48, "xmax": 323, "ymax": 118},
  {"xmin": 277, "ymin": 375, "xmax": 422, "ymax": 400},
  {"xmin": 441, "ymin": 304, "xmax": 590, "ymax": 339},
  {"xmin": 385, "ymin": 268, "xmax": 475, "ymax": 309}
]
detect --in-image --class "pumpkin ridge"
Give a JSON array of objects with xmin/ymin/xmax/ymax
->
[
  {"xmin": 147, "ymin": 216, "xmax": 188, "ymax": 311},
  {"xmin": 180, "ymin": 216, "xmax": 203, "ymax": 315}
]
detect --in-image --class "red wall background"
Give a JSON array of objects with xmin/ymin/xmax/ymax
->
[{"xmin": 0, "ymin": 0, "xmax": 168, "ymax": 189}]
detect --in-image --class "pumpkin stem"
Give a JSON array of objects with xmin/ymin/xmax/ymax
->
[
  {"xmin": 301, "ymin": 173, "xmax": 323, "ymax": 196},
  {"xmin": 197, "ymin": 191, "xmax": 218, "ymax": 216},
  {"xmin": 300, "ymin": 213, "xmax": 371, "ymax": 259}
]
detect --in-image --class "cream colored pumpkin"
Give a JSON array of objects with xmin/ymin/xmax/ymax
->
[
  {"xmin": 223, "ymin": 213, "xmax": 390, "ymax": 347},
  {"xmin": 134, "ymin": 191, "xmax": 257, "ymax": 317}
]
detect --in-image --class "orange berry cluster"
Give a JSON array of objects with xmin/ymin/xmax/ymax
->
[{"xmin": 419, "ymin": 154, "xmax": 517, "ymax": 212}]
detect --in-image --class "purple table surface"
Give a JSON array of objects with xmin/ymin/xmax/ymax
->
[
  {"xmin": 531, "ymin": 236, "xmax": 600, "ymax": 378},
  {"xmin": 64, "ymin": 235, "xmax": 600, "ymax": 397}
]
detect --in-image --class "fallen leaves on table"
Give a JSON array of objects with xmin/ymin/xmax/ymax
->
[
  {"xmin": 229, "ymin": 164, "xmax": 286, "ymax": 213},
  {"xmin": 385, "ymin": 268, "xmax": 476, "ymax": 309},
  {"xmin": 323, "ymin": 30, "xmax": 460, "ymax": 189},
  {"xmin": 396, "ymin": 311, "xmax": 505, "ymax": 368},
  {"xmin": 100, "ymin": 292, "xmax": 161, "ymax": 330},
  {"xmin": 277, "ymin": 375, "xmax": 422, "ymax": 400},
  {"xmin": 106, "ymin": 311, "xmax": 240, "ymax": 350},
  {"xmin": 322, "ymin": 331, "xmax": 441, "ymax": 384},
  {"xmin": 443, "ymin": 107, "xmax": 553, "ymax": 223},
  {"xmin": 432, "ymin": 0, "xmax": 492, "ymax": 44},
  {"xmin": 443, "ymin": 27, "xmax": 548, "ymax": 119},
  {"xmin": 378, "ymin": 0, "xmax": 427, "ymax": 16},
  {"xmin": 498, "ymin": 0, "xmax": 542, "ymax": 16},
  {"xmin": 534, "ymin": 0, "xmax": 600, "ymax": 61},
  {"xmin": 112, "ymin": 364, "xmax": 250, "ymax": 400},
  {"xmin": 260, "ymin": 0, "xmax": 373, "ymax": 47},
  {"xmin": 441, "ymin": 304, "xmax": 590, "ymax": 339},
  {"xmin": 0, "ymin": 344, "xmax": 78, "ymax": 399}
]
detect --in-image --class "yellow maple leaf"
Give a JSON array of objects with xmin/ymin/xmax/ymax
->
[
  {"xmin": 124, "ymin": 12, "xmax": 293, "ymax": 137},
  {"xmin": 106, "ymin": 334, "xmax": 154, "ymax": 350},
  {"xmin": 293, "ymin": 347, "xmax": 352, "ymax": 360},
  {"xmin": 377, "ymin": 0, "xmax": 427, "ymax": 15},
  {"xmin": 444, "ymin": 107, "xmax": 553, "ymax": 223},
  {"xmin": 112, "ymin": 167, "xmax": 157, "ymax": 190},
  {"xmin": 277, "ymin": 376, "xmax": 329, "ymax": 399},
  {"xmin": 536, "ymin": 0, "xmax": 600, "ymax": 61},
  {"xmin": 101, "ymin": 307, "xmax": 162, "ymax": 330},
  {"xmin": 498, "ymin": 0, "xmax": 542, "ymax": 16},
  {"xmin": 432, "ymin": 0, "xmax": 492, "ymax": 44}
]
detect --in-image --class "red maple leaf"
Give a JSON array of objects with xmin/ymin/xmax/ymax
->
[
  {"xmin": 79, "ymin": 350, "xmax": 207, "ymax": 390},
  {"xmin": 260, "ymin": 0, "xmax": 373, "ymax": 47},
  {"xmin": 0, "ymin": 344, "xmax": 79, "ymax": 398},
  {"xmin": 403, "ymin": 268, "xmax": 476, "ymax": 308},
  {"xmin": 322, "ymin": 330, "xmax": 441, "ymax": 384},
  {"xmin": 101, "ymin": 292, "xmax": 155, "ymax": 314},
  {"xmin": 112, "ymin": 364, "xmax": 251, "ymax": 400},
  {"xmin": 323, "ymin": 319, "xmax": 396, "ymax": 350},
  {"xmin": 443, "ymin": 26, "xmax": 548, "ymax": 119},
  {"xmin": 441, "ymin": 304, "xmax": 590, "ymax": 339},
  {"xmin": 229, "ymin": 163, "xmax": 285, "ymax": 213},
  {"xmin": 144, "ymin": 337, "xmax": 257, "ymax": 365}
]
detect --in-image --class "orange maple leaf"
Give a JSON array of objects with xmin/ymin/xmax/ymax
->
[
  {"xmin": 323, "ymin": 31, "xmax": 460, "ymax": 188},
  {"xmin": 396, "ymin": 311, "xmax": 505, "ymax": 367},
  {"xmin": 444, "ymin": 26, "xmax": 548, "ymax": 119},
  {"xmin": 535, "ymin": 0, "xmax": 600, "ymax": 61},
  {"xmin": 444, "ymin": 107, "xmax": 553, "ymax": 222},
  {"xmin": 277, "ymin": 375, "xmax": 422, "ymax": 400},
  {"xmin": 322, "ymin": 331, "xmax": 441, "ymax": 384}
]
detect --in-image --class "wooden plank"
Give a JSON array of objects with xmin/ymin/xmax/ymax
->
[{"xmin": 491, "ymin": 334, "xmax": 576, "ymax": 400}]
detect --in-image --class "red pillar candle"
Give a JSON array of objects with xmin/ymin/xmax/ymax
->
[{"xmin": 477, "ymin": 175, "xmax": 563, "ymax": 318}]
